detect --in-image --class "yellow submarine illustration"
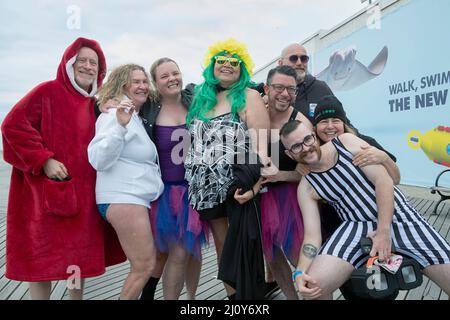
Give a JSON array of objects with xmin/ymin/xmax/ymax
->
[{"xmin": 408, "ymin": 126, "xmax": 450, "ymax": 167}]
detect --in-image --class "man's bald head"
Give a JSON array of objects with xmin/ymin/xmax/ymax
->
[{"xmin": 281, "ymin": 43, "xmax": 306, "ymax": 58}]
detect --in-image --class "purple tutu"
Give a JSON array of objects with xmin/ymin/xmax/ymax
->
[
  {"xmin": 150, "ymin": 181, "xmax": 209, "ymax": 259},
  {"xmin": 260, "ymin": 182, "xmax": 304, "ymax": 263}
]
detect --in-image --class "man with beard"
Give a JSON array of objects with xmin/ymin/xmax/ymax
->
[
  {"xmin": 260, "ymin": 65, "xmax": 311, "ymax": 299},
  {"xmin": 279, "ymin": 120, "xmax": 450, "ymax": 300},
  {"xmin": 279, "ymin": 43, "xmax": 333, "ymax": 121},
  {"xmin": 1, "ymin": 38, "xmax": 125, "ymax": 299}
]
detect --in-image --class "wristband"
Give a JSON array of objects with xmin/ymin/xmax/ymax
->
[{"xmin": 292, "ymin": 270, "xmax": 303, "ymax": 280}]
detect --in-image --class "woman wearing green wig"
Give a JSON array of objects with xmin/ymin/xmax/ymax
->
[{"xmin": 185, "ymin": 38, "xmax": 274, "ymax": 299}]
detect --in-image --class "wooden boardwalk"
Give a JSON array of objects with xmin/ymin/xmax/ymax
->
[{"xmin": 0, "ymin": 195, "xmax": 449, "ymax": 300}]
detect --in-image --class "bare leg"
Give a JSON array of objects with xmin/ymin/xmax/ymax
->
[
  {"xmin": 185, "ymin": 255, "xmax": 202, "ymax": 300},
  {"xmin": 265, "ymin": 259, "xmax": 275, "ymax": 282},
  {"xmin": 153, "ymin": 251, "xmax": 168, "ymax": 278},
  {"xmin": 267, "ymin": 247, "xmax": 298, "ymax": 300},
  {"xmin": 423, "ymin": 263, "xmax": 450, "ymax": 296},
  {"xmin": 163, "ymin": 244, "xmax": 189, "ymax": 300},
  {"xmin": 209, "ymin": 217, "xmax": 235, "ymax": 296},
  {"xmin": 139, "ymin": 251, "xmax": 167, "ymax": 300},
  {"xmin": 68, "ymin": 279, "xmax": 85, "ymax": 300},
  {"xmin": 107, "ymin": 204, "xmax": 156, "ymax": 300},
  {"xmin": 305, "ymin": 255, "xmax": 354, "ymax": 300},
  {"xmin": 29, "ymin": 281, "xmax": 51, "ymax": 300}
]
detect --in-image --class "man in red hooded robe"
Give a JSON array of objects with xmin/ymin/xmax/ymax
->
[{"xmin": 1, "ymin": 37, "xmax": 125, "ymax": 299}]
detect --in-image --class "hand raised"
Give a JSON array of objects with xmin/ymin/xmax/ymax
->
[{"xmin": 116, "ymin": 100, "xmax": 135, "ymax": 127}]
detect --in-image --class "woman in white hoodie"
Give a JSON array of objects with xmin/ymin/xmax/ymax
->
[{"xmin": 88, "ymin": 64, "xmax": 164, "ymax": 299}]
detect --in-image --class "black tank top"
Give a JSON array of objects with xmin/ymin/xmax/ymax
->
[{"xmin": 269, "ymin": 109, "xmax": 298, "ymax": 171}]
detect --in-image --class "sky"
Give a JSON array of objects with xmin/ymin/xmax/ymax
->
[{"xmin": 0, "ymin": 0, "xmax": 367, "ymax": 123}]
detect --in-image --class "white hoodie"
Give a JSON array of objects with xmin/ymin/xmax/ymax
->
[{"xmin": 88, "ymin": 109, "xmax": 164, "ymax": 208}]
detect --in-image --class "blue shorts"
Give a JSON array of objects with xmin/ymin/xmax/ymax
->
[{"xmin": 97, "ymin": 204, "xmax": 110, "ymax": 221}]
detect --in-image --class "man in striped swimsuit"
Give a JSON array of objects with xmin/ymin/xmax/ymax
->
[{"xmin": 280, "ymin": 120, "xmax": 450, "ymax": 300}]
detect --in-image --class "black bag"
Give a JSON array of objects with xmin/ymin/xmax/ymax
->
[{"xmin": 342, "ymin": 237, "xmax": 423, "ymax": 300}]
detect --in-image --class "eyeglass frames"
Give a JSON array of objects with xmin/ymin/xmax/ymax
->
[
  {"xmin": 269, "ymin": 84, "xmax": 297, "ymax": 95},
  {"xmin": 288, "ymin": 134, "xmax": 316, "ymax": 154}
]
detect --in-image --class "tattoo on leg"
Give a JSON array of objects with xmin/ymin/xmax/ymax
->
[{"xmin": 303, "ymin": 244, "xmax": 318, "ymax": 258}]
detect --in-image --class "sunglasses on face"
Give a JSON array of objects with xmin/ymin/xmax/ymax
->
[
  {"xmin": 215, "ymin": 56, "xmax": 242, "ymax": 67},
  {"xmin": 269, "ymin": 84, "xmax": 297, "ymax": 95},
  {"xmin": 288, "ymin": 134, "xmax": 316, "ymax": 154},
  {"xmin": 287, "ymin": 54, "xmax": 309, "ymax": 64}
]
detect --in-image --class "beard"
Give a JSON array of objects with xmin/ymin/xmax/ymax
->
[
  {"xmin": 75, "ymin": 76, "xmax": 95, "ymax": 91},
  {"xmin": 296, "ymin": 69, "xmax": 307, "ymax": 83}
]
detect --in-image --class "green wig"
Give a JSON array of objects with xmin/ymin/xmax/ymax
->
[{"xmin": 186, "ymin": 51, "xmax": 255, "ymax": 125}]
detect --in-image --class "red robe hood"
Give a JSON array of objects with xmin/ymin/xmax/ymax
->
[{"xmin": 56, "ymin": 37, "xmax": 107, "ymax": 97}]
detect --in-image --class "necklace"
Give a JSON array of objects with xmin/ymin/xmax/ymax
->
[{"xmin": 216, "ymin": 85, "xmax": 228, "ymax": 92}]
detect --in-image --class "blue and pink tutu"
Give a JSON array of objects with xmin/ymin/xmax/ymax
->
[
  {"xmin": 260, "ymin": 182, "xmax": 304, "ymax": 263},
  {"xmin": 150, "ymin": 181, "xmax": 209, "ymax": 259}
]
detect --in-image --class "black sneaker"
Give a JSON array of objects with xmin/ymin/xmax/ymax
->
[{"xmin": 264, "ymin": 281, "xmax": 280, "ymax": 298}]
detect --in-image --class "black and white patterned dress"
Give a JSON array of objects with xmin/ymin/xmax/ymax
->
[
  {"xmin": 184, "ymin": 113, "xmax": 250, "ymax": 211},
  {"xmin": 305, "ymin": 137, "xmax": 450, "ymax": 268}
]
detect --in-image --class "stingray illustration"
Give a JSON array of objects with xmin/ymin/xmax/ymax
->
[{"xmin": 316, "ymin": 46, "xmax": 388, "ymax": 91}]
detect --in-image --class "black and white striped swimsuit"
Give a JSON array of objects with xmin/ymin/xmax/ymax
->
[{"xmin": 305, "ymin": 138, "xmax": 450, "ymax": 268}]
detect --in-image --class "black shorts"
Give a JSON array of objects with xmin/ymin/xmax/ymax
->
[{"xmin": 198, "ymin": 201, "xmax": 228, "ymax": 221}]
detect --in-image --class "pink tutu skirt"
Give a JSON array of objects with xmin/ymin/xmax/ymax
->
[
  {"xmin": 151, "ymin": 181, "xmax": 209, "ymax": 259},
  {"xmin": 260, "ymin": 182, "xmax": 304, "ymax": 263}
]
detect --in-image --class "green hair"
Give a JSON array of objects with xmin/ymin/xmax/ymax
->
[{"xmin": 186, "ymin": 51, "xmax": 255, "ymax": 125}]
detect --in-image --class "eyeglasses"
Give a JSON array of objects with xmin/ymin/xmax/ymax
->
[
  {"xmin": 215, "ymin": 56, "xmax": 241, "ymax": 68},
  {"xmin": 286, "ymin": 54, "xmax": 309, "ymax": 64},
  {"xmin": 75, "ymin": 57, "xmax": 98, "ymax": 67},
  {"xmin": 269, "ymin": 84, "xmax": 297, "ymax": 95},
  {"xmin": 288, "ymin": 134, "xmax": 316, "ymax": 154}
]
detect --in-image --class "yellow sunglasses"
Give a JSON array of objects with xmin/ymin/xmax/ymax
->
[{"xmin": 214, "ymin": 56, "xmax": 242, "ymax": 67}]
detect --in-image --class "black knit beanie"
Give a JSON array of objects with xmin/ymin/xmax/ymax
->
[{"xmin": 313, "ymin": 95, "xmax": 348, "ymax": 126}]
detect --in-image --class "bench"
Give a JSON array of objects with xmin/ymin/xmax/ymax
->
[{"xmin": 430, "ymin": 169, "xmax": 450, "ymax": 215}]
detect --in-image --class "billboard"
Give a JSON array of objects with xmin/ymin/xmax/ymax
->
[{"xmin": 313, "ymin": 0, "xmax": 450, "ymax": 187}]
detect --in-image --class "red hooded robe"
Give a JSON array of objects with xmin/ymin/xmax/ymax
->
[{"xmin": 1, "ymin": 37, "xmax": 125, "ymax": 281}]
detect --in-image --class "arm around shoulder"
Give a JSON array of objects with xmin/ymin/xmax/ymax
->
[{"xmin": 244, "ymin": 89, "xmax": 271, "ymax": 164}]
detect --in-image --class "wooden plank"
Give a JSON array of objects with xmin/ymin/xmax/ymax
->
[
  {"xmin": 82, "ymin": 272, "xmax": 129, "ymax": 298},
  {"xmin": 84, "ymin": 277, "xmax": 125, "ymax": 300},
  {"xmin": 1, "ymin": 196, "xmax": 449, "ymax": 301},
  {"xmin": 51, "ymin": 280, "xmax": 68, "ymax": 300},
  {"xmin": 271, "ymin": 290, "xmax": 286, "ymax": 300},
  {"xmin": 0, "ymin": 275, "xmax": 11, "ymax": 294},
  {"xmin": 7, "ymin": 281, "xmax": 28, "ymax": 300},
  {"xmin": 404, "ymin": 198, "xmax": 446, "ymax": 300},
  {"xmin": 395, "ymin": 290, "xmax": 408, "ymax": 300},
  {"xmin": 423, "ymin": 280, "xmax": 442, "ymax": 300},
  {"xmin": 405, "ymin": 276, "xmax": 430, "ymax": 300},
  {"xmin": 0, "ymin": 280, "xmax": 21, "ymax": 300},
  {"xmin": 78, "ymin": 263, "xmax": 130, "ymax": 290},
  {"xmin": 87, "ymin": 281, "xmax": 124, "ymax": 300}
]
